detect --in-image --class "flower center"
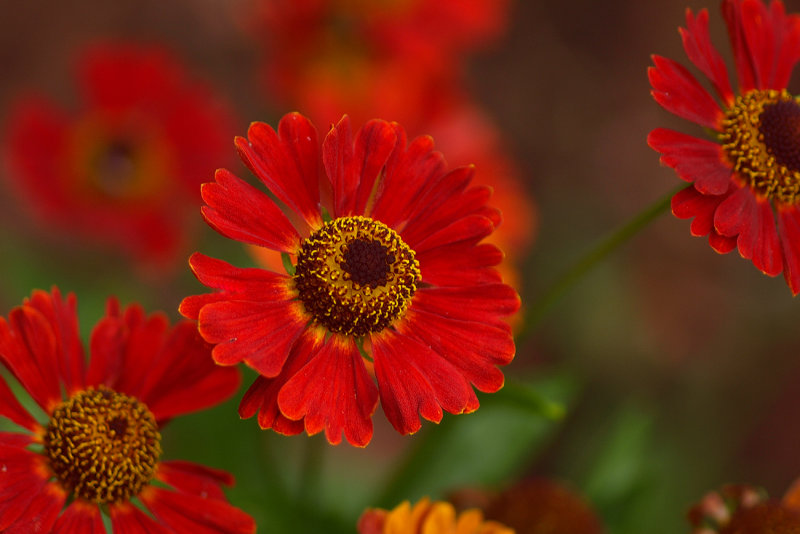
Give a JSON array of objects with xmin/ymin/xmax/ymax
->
[
  {"xmin": 293, "ymin": 216, "xmax": 420, "ymax": 337},
  {"xmin": 44, "ymin": 385, "xmax": 162, "ymax": 504},
  {"xmin": 720, "ymin": 89, "xmax": 800, "ymax": 204}
]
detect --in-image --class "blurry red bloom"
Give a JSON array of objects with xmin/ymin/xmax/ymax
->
[
  {"xmin": 181, "ymin": 112, "xmax": 519, "ymax": 446},
  {"xmin": 253, "ymin": 0, "xmax": 510, "ymax": 123},
  {"xmin": 648, "ymin": 0, "xmax": 800, "ymax": 294},
  {"xmin": 5, "ymin": 42, "xmax": 236, "ymax": 269},
  {"xmin": 0, "ymin": 288, "xmax": 253, "ymax": 533},
  {"xmin": 358, "ymin": 497, "xmax": 514, "ymax": 534}
]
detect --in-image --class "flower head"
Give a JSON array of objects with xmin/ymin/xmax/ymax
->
[
  {"xmin": 0, "ymin": 288, "xmax": 254, "ymax": 533},
  {"xmin": 4, "ymin": 42, "xmax": 236, "ymax": 269},
  {"xmin": 357, "ymin": 497, "xmax": 514, "ymax": 534},
  {"xmin": 181, "ymin": 112, "xmax": 519, "ymax": 446},
  {"xmin": 648, "ymin": 0, "xmax": 800, "ymax": 293}
]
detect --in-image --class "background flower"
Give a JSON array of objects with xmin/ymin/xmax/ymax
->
[{"xmin": 3, "ymin": 42, "xmax": 237, "ymax": 272}]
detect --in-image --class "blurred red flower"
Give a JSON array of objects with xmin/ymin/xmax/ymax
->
[
  {"xmin": 0, "ymin": 288, "xmax": 252, "ymax": 533},
  {"xmin": 688, "ymin": 481, "xmax": 800, "ymax": 533},
  {"xmin": 181, "ymin": 112, "xmax": 519, "ymax": 446},
  {"xmin": 648, "ymin": 0, "xmax": 800, "ymax": 293},
  {"xmin": 4, "ymin": 42, "xmax": 236, "ymax": 270}
]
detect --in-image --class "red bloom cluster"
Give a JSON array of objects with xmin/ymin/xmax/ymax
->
[
  {"xmin": 649, "ymin": 0, "xmax": 800, "ymax": 293},
  {"xmin": 0, "ymin": 288, "xmax": 253, "ymax": 533},
  {"xmin": 5, "ymin": 43, "xmax": 236, "ymax": 269},
  {"xmin": 182, "ymin": 112, "xmax": 519, "ymax": 446}
]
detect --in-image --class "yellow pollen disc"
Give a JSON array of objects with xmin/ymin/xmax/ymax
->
[
  {"xmin": 44, "ymin": 385, "xmax": 162, "ymax": 504},
  {"xmin": 720, "ymin": 89, "xmax": 800, "ymax": 205},
  {"xmin": 293, "ymin": 215, "xmax": 421, "ymax": 337}
]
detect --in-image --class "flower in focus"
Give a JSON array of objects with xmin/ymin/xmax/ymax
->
[
  {"xmin": 4, "ymin": 42, "xmax": 236, "ymax": 270},
  {"xmin": 181, "ymin": 112, "xmax": 519, "ymax": 446},
  {"xmin": 648, "ymin": 0, "xmax": 800, "ymax": 293},
  {"xmin": 688, "ymin": 481, "xmax": 800, "ymax": 533},
  {"xmin": 357, "ymin": 497, "xmax": 514, "ymax": 534},
  {"xmin": 0, "ymin": 288, "xmax": 253, "ymax": 533}
]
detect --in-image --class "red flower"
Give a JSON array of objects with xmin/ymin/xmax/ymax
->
[
  {"xmin": 253, "ymin": 0, "xmax": 510, "ymax": 122},
  {"xmin": 5, "ymin": 42, "xmax": 236, "ymax": 269},
  {"xmin": 648, "ymin": 0, "xmax": 800, "ymax": 294},
  {"xmin": 181, "ymin": 112, "xmax": 519, "ymax": 446},
  {"xmin": 0, "ymin": 288, "xmax": 253, "ymax": 533}
]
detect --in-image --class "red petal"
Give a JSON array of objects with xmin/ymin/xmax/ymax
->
[
  {"xmin": 323, "ymin": 116, "xmax": 397, "ymax": 217},
  {"xmin": 278, "ymin": 336, "xmax": 378, "ymax": 446},
  {"xmin": 52, "ymin": 501, "xmax": 105, "ymax": 534},
  {"xmin": 238, "ymin": 330, "xmax": 322, "ymax": 436},
  {"xmin": 109, "ymin": 502, "xmax": 173, "ymax": 534},
  {"xmin": 412, "ymin": 214, "xmax": 495, "ymax": 254},
  {"xmin": 24, "ymin": 288, "xmax": 85, "ymax": 396},
  {"xmin": 141, "ymin": 486, "xmax": 256, "ymax": 534},
  {"xmin": 649, "ymin": 55, "xmax": 723, "ymax": 130},
  {"xmin": 401, "ymin": 168, "xmax": 497, "ymax": 247},
  {"xmin": 670, "ymin": 185, "xmax": 731, "ymax": 237},
  {"xmin": 135, "ymin": 321, "xmax": 241, "ymax": 421},
  {"xmin": 198, "ymin": 300, "xmax": 307, "ymax": 377},
  {"xmin": 413, "ymin": 284, "xmax": 521, "ymax": 326},
  {"xmin": 722, "ymin": 0, "xmax": 757, "ymax": 91},
  {"xmin": 715, "ymin": 187, "xmax": 783, "ymax": 275},
  {"xmin": 1, "ymin": 481, "xmax": 65, "ymax": 534},
  {"xmin": 709, "ymin": 231, "xmax": 738, "ymax": 254},
  {"xmin": 0, "ymin": 444, "xmax": 51, "ymax": 530},
  {"xmin": 402, "ymin": 310, "xmax": 515, "ymax": 393},
  {"xmin": 372, "ymin": 331, "xmax": 476, "ymax": 435},
  {"xmin": 183, "ymin": 253, "xmax": 296, "ymax": 311},
  {"xmin": 369, "ymin": 128, "xmax": 447, "ymax": 228},
  {"xmin": 769, "ymin": 1, "xmax": 800, "ymax": 90},
  {"xmin": 156, "ymin": 460, "xmax": 234, "ymax": 501},
  {"xmin": 417, "ymin": 242, "xmax": 503, "ymax": 286},
  {"xmin": 0, "ymin": 305, "xmax": 62, "ymax": 413},
  {"xmin": 201, "ymin": 168, "xmax": 301, "ymax": 253},
  {"xmin": 236, "ymin": 115, "xmax": 322, "ymax": 230},
  {"xmin": 779, "ymin": 207, "xmax": 800, "ymax": 295},
  {"xmin": 0, "ymin": 374, "xmax": 38, "ymax": 432},
  {"xmin": 647, "ymin": 128, "xmax": 732, "ymax": 195},
  {"xmin": 681, "ymin": 8, "xmax": 734, "ymax": 104}
]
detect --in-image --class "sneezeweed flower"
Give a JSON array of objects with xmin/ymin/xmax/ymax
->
[
  {"xmin": 181, "ymin": 112, "xmax": 519, "ymax": 447},
  {"xmin": 688, "ymin": 481, "xmax": 800, "ymax": 533},
  {"xmin": 0, "ymin": 288, "xmax": 254, "ymax": 533},
  {"xmin": 357, "ymin": 497, "xmax": 514, "ymax": 534},
  {"xmin": 648, "ymin": 0, "xmax": 800, "ymax": 294},
  {"xmin": 5, "ymin": 42, "xmax": 236, "ymax": 270}
]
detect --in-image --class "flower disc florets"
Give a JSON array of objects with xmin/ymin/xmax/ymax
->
[
  {"xmin": 721, "ymin": 89, "xmax": 800, "ymax": 205},
  {"xmin": 293, "ymin": 215, "xmax": 420, "ymax": 337},
  {"xmin": 44, "ymin": 385, "xmax": 162, "ymax": 504}
]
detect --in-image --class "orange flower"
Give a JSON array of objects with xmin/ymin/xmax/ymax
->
[{"xmin": 358, "ymin": 498, "xmax": 514, "ymax": 534}]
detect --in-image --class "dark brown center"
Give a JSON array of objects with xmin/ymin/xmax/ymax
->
[{"xmin": 759, "ymin": 99, "xmax": 800, "ymax": 173}]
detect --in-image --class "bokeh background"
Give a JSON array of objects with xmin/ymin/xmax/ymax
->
[{"xmin": 2, "ymin": 1, "xmax": 800, "ymax": 532}]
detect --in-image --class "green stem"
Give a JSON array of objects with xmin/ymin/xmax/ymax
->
[{"xmin": 518, "ymin": 186, "xmax": 678, "ymax": 340}]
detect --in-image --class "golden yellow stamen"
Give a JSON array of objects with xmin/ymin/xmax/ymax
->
[
  {"xmin": 720, "ymin": 89, "xmax": 800, "ymax": 205},
  {"xmin": 44, "ymin": 385, "xmax": 161, "ymax": 504},
  {"xmin": 293, "ymin": 216, "xmax": 420, "ymax": 337}
]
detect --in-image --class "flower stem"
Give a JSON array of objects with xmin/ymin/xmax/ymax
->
[{"xmin": 518, "ymin": 186, "xmax": 678, "ymax": 340}]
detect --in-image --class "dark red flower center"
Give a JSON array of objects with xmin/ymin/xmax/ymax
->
[
  {"xmin": 341, "ymin": 238, "xmax": 395, "ymax": 289},
  {"xmin": 760, "ymin": 99, "xmax": 800, "ymax": 173},
  {"xmin": 293, "ymin": 216, "xmax": 420, "ymax": 337},
  {"xmin": 44, "ymin": 385, "xmax": 161, "ymax": 504},
  {"xmin": 720, "ymin": 89, "xmax": 800, "ymax": 205},
  {"xmin": 92, "ymin": 139, "xmax": 140, "ymax": 199}
]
